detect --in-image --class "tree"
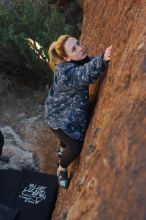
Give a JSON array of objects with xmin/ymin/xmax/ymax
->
[{"xmin": 0, "ymin": 0, "xmax": 74, "ymax": 87}]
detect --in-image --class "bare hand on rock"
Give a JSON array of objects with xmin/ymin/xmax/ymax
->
[{"xmin": 104, "ymin": 45, "xmax": 112, "ymax": 61}]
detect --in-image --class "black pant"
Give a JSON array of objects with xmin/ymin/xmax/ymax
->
[
  {"xmin": 0, "ymin": 130, "xmax": 4, "ymax": 155},
  {"xmin": 51, "ymin": 103, "xmax": 94, "ymax": 168},
  {"xmin": 51, "ymin": 128, "xmax": 83, "ymax": 168}
]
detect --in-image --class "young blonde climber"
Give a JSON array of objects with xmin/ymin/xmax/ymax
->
[{"xmin": 45, "ymin": 35, "xmax": 112, "ymax": 188}]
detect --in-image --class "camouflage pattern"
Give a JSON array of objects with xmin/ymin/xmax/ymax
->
[{"xmin": 45, "ymin": 54, "xmax": 108, "ymax": 140}]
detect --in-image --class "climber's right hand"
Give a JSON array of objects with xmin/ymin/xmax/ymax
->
[{"xmin": 104, "ymin": 45, "xmax": 112, "ymax": 61}]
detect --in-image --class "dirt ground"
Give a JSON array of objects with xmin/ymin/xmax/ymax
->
[{"xmin": 0, "ymin": 86, "xmax": 58, "ymax": 174}]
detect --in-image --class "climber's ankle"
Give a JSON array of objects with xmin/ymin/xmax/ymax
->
[
  {"xmin": 58, "ymin": 165, "xmax": 67, "ymax": 172},
  {"xmin": 60, "ymin": 147, "xmax": 66, "ymax": 152}
]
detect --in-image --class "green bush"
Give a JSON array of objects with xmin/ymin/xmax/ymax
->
[{"xmin": 0, "ymin": 0, "xmax": 75, "ymax": 87}]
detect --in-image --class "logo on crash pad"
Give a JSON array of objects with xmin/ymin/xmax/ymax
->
[{"xmin": 19, "ymin": 183, "xmax": 47, "ymax": 204}]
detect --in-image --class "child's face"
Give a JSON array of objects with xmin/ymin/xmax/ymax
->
[{"xmin": 64, "ymin": 37, "xmax": 87, "ymax": 61}]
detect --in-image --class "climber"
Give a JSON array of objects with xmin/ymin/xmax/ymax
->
[
  {"xmin": 0, "ymin": 130, "xmax": 9, "ymax": 163},
  {"xmin": 45, "ymin": 35, "xmax": 112, "ymax": 188}
]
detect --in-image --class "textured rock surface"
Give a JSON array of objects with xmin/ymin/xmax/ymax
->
[{"xmin": 52, "ymin": 0, "xmax": 146, "ymax": 219}]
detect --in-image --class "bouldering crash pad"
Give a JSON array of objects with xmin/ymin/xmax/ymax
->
[{"xmin": 0, "ymin": 170, "xmax": 58, "ymax": 220}]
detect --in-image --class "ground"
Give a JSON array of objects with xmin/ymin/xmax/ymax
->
[{"xmin": 0, "ymin": 86, "xmax": 58, "ymax": 174}]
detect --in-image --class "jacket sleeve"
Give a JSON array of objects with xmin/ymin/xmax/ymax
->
[{"xmin": 60, "ymin": 54, "xmax": 109, "ymax": 88}]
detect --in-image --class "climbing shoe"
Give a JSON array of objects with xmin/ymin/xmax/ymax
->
[
  {"xmin": 57, "ymin": 170, "xmax": 69, "ymax": 189},
  {"xmin": 56, "ymin": 150, "xmax": 63, "ymax": 158},
  {"xmin": 0, "ymin": 155, "xmax": 9, "ymax": 163}
]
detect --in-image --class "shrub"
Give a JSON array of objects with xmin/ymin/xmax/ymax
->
[{"xmin": 0, "ymin": 0, "xmax": 75, "ymax": 87}]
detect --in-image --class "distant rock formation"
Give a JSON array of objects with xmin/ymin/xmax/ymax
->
[{"xmin": 0, "ymin": 126, "xmax": 39, "ymax": 171}]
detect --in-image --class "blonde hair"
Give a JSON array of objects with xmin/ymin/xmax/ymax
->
[{"xmin": 48, "ymin": 35, "xmax": 71, "ymax": 71}]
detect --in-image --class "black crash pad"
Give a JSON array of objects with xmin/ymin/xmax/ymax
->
[
  {"xmin": 0, "ymin": 203, "xmax": 18, "ymax": 220},
  {"xmin": 0, "ymin": 170, "xmax": 58, "ymax": 220}
]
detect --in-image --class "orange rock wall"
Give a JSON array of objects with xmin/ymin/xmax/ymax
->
[{"xmin": 52, "ymin": 0, "xmax": 146, "ymax": 219}]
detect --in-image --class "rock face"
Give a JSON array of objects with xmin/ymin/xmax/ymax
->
[{"xmin": 52, "ymin": 0, "xmax": 146, "ymax": 219}]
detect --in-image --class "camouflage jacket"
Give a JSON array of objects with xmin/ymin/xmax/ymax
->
[{"xmin": 45, "ymin": 54, "xmax": 108, "ymax": 140}]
